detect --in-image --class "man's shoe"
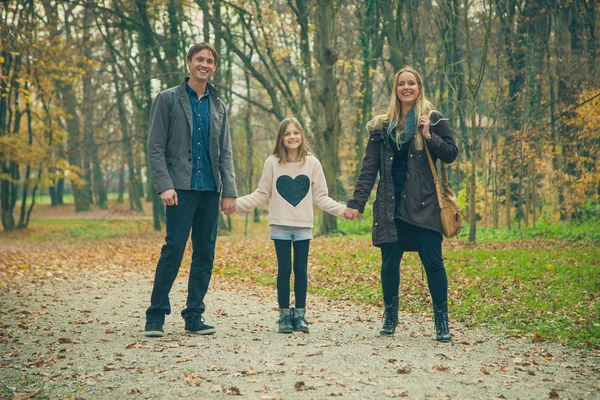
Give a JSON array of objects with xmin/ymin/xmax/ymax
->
[
  {"xmin": 144, "ymin": 321, "xmax": 165, "ymax": 337},
  {"xmin": 185, "ymin": 316, "xmax": 216, "ymax": 335}
]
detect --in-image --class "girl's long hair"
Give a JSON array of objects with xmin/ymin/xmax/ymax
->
[
  {"xmin": 272, "ymin": 117, "xmax": 310, "ymax": 164},
  {"xmin": 385, "ymin": 67, "xmax": 435, "ymax": 150}
]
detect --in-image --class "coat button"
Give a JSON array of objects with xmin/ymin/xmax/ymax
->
[
  {"xmin": 422, "ymin": 202, "xmax": 425, "ymax": 206},
  {"xmin": 391, "ymin": 196, "xmax": 395, "ymax": 200},
  {"xmin": 374, "ymin": 223, "xmax": 378, "ymax": 226},
  {"xmin": 188, "ymin": 158, "xmax": 192, "ymax": 162},
  {"xmin": 407, "ymin": 174, "xmax": 409, "ymax": 178},
  {"xmin": 390, "ymin": 157, "xmax": 393, "ymax": 160},
  {"xmin": 410, "ymin": 154, "xmax": 413, "ymax": 157},
  {"xmin": 371, "ymin": 138, "xmax": 374, "ymax": 141}
]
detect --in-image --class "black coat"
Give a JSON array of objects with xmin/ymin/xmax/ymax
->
[{"xmin": 347, "ymin": 111, "xmax": 458, "ymax": 247}]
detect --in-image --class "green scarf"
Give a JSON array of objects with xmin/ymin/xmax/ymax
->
[{"xmin": 387, "ymin": 108, "xmax": 417, "ymax": 149}]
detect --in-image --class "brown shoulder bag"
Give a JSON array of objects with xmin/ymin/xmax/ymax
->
[{"xmin": 424, "ymin": 143, "xmax": 463, "ymax": 238}]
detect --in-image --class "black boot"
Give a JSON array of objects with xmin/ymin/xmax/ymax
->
[
  {"xmin": 292, "ymin": 308, "xmax": 309, "ymax": 333},
  {"xmin": 380, "ymin": 296, "xmax": 399, "ymax": 335},
  {"xmin": 278, "ymin": 309, "xmax": 294, "ymax": 334},
  {"xmin": 433, "ymin": 302, "xmax": 451, "ymax": 342}
]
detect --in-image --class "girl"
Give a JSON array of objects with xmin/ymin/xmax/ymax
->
[
  {"xmin": 236, "ymin": 117, "xmax": 349, "ymax": 334},
  {"xmin": 345, "ymin": 67, "xmax": 458, "ymax": 342}
]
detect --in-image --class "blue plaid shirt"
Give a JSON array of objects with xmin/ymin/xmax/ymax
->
[{"xmin": 186, "ymin": 83, "xmax": 216, "ymax": 191}]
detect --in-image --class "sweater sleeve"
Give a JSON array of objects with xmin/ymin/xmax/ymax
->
[
  {"xmin": 311, "ymin": 158, "xmax": 346, "ymax": 217},
  {"xmin": 236, "ymin": 158, "xmax": 273, "ymax": 212}
]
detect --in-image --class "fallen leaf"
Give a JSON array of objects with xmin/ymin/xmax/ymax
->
[{"xmin": 397, "ymin": 366, "xmax": 412, "ymax": 374}]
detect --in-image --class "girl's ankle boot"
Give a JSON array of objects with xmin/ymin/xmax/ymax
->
[
  {"xmin": 293, "ymin": 308, "xmax": 309, "ymax": 333},
  {"xmin": 278, "ymin": 309, "xmax": 293, "ymax": 334}
]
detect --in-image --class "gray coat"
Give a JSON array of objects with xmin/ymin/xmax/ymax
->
[
  {"xmin": 347, "ymin": 112, "xmax": 458, "ymax": 247},
  {"xmin": 147, "ymin": 78, "xmax": 237, "ymax": 197}
]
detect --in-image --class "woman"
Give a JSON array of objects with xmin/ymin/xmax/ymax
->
[{"xmin": 345, "ymin": 67, "xmax": 458, "ymax": 342}]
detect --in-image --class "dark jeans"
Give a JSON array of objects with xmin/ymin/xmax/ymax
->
[
  {"xmin": 146, "ymin": 190, "xmax": 220, "ymax": 324},
  {"xmin": 380, "ymin": 220, "xmax": 448, "ymax": 308},
  {"xmin": 273, "ymin": 239, "xmax": 310, "ymax": 309}
]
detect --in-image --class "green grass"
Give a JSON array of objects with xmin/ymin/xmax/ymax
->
[
  {"xmin": 446, "ymin": 247, "xmax": 600, "ymax": 347},
  {"xmin": 22, "ymin": 192, "xmax": 130, "ymax": 207},
  {"xmin": 22, "ymin": 219, "xmax": 156, "ymax": 241},
  {"xmin": 225, "ymin": 232, "xmax": 600, "ymax": 349},
  {"xmin": 337, "ymin": 203, "xmax": 600, "ymax": 245},
  {"xmin": 459, "ymin": 219, "xmax": 600, "ymax": 244}
]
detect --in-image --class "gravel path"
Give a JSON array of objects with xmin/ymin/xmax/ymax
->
[{"xmin": 1, "ymin": 271, "xmax": 599, "ymax": 399}]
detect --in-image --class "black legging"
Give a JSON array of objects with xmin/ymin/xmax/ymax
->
[
  {"xmin": 273, "ymin": 239, "xmax": 310, "ymax": 309},
  {"xmin": 380, "ymin": 221, "xmax": 448, "ymax": 308}
]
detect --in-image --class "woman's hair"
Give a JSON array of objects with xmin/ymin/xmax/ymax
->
[
  {"xmin": 272, "ymin": 117, "xmax": 310, "ymax": 164},
  {"xmin": 386, "ymin": 67, "xmax": 435, "ymax": 150}
]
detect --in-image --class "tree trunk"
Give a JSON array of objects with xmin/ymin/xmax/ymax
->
[
  {"xmin": 18, "ymin": 79, "xmax": 35, "ymax": 229},
  {"xmin": 243, "ymin": 67, "xmax": 257, "ymax": 231},
  {"xmin": 469, "ymin": 148, "xmax": 477, "ymax": 242},
  {"xmin": 40, "ymin": 0, "xmax": 91, "ymax": 212},
  {"xmin": 492, "ymin": 135, "xmax": 499, "ymax": 228},
  {"xmin": 354, "ymin": 0, "xmax": 383, "ymax": 184},
  {"xmin": 0, "ymin": 51, "xmax": 18, "ymax": 231},
  {"xmin": 135, "ymin": 0, "xmax": 165, "ymax": 228},
  {"xmin": 113, "ymin": 70, "xmax": 143, "ymax": 213},
  {"xmin": 117, "ymin": 163, "xmax": 125, "ymax": 204},
  {"xmin": 378, "ymin": 0, "xmax": 406, "ymax": 71},
  {"xmin": 483, "ymin": 151, "xmax": 489, "ymax": 227},
  {"xmin": 505, "ymin": 163, "xmax": 511, "ymax": 230},
  {"xmin": 60, "ymin": 82, "xmax": 92, "ymax": 212},
  {"xmin": 314, "ymin": 0, "xmax": 341, "ymax": 234}
]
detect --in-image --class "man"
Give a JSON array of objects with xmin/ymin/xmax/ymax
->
[{"xmin": 145, "ymin": 43, "xmax": 236, "ymax": 337}]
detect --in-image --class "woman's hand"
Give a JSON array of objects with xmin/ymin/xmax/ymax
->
[{"xmin": 419, "ymin": 115, "xmax": 432, "ymax": 142}]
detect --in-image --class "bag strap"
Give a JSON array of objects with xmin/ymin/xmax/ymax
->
[{"xmin": 424, "ymin": 140, "xmax": 446, "ymax": 207}]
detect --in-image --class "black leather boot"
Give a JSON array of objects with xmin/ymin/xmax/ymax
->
[
  {"xmin": 278, "ymin": 309, "xmax": 293, "ymax": 333},
  {"xmin": 292, "ymin": 308, "xmax": 309, "ymax": 333},
  {"xmin": 433, "ymin": 302, "xmax": 451, "ymax": 342},
  {"xmin": 380, "ymin": 296, "xmax": 399, "ymax": 335}
]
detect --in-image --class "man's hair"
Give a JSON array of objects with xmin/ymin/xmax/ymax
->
[{"xmin": 186, "ymin": 43, "xmax": 219, "ymax": 64}]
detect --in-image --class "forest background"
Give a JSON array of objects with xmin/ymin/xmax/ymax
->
[{"xmin": 1, "ymin": 0, "xmax": 599, "ymax": 240}]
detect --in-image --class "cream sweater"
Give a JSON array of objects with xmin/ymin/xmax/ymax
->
[{"xmin": 236, "ymin": 155, "xmax": 346, "ymax": 228}]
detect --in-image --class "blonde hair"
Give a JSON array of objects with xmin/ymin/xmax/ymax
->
[
  {"xmin": 385, "ymin": 67, "xmax": 434, "ymax": 150},
  {"xmin": 272, "ymin": 117, "xmax": 310, "ymax": 164}
]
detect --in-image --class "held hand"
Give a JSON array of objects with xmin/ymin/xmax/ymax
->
[
  {"xmin": 343, "ymin": 207, "xmax": 361, "ymax": 220},
  {"xmin": 160, "ymin": 189, "xmax": 178, "ymax": 206},
  {"xmin": 418, "ymin": 115, "xmax": 432, "ymax": 141},
  {"xmin": 221, "ymin": 197, "xmax": 236, "ymax": 215}
]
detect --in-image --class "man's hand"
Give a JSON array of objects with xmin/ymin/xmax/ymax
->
[
  {"xmin": 221, "ymin": 197, "xmax": 236, "ymax": 215},
  {"xmin": 160, "ymin": 189, "xmax": 178, "ymax": 206}
]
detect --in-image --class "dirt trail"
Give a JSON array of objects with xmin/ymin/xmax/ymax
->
[{"xmin": 1, "ymin": 270, "xmax": 599, "ymax": 399}]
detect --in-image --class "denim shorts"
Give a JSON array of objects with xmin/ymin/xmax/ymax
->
[{"xmin": 270, "ymin": 225, "xmax": 313, "ymax": 242}]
